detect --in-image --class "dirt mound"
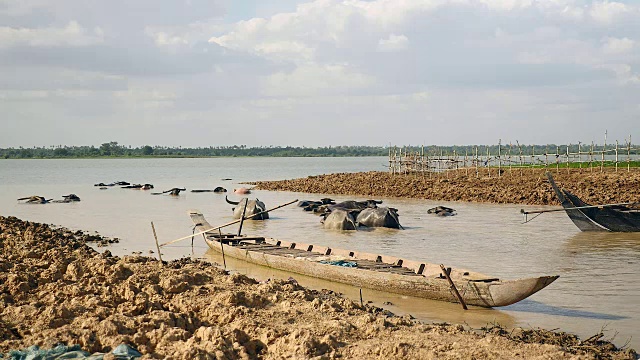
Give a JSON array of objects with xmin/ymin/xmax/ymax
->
[
  {"xmin": 251, "ymin": 169, "xmax": 640, "ymax": 206},
  {"xmin": 1, "ymin": 216, "xmax": 635, "ymax": 359}
]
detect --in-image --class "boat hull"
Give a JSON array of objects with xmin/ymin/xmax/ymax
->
[
  {"xmin": 205, "ymin": 238, "xmax": 556, "ymax": 307},
  {"xmin": 190, "ymin": 211, "xmax": 558, "ymax": 308},
  {"xmin": 547, "ymin": 173, "xmax": 640, "ymax": 232}
]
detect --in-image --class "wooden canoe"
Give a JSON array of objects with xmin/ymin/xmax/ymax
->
[
  {"xmin": 190, "ymin": 210, "xmax": 558, "ymax": 308},
  {"xmin": 547, "ymin": 172, "xmax": 640, "ymax": 232}
]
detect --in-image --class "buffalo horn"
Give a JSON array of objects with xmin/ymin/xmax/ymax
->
[{"xmin": 225, "ymin": 196, "xmax": 239, "ymax": 205}]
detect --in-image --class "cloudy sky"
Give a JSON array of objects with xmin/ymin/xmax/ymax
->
[{"xmin": 1, "ymin": 0, "xmax": 638, "ymax": 148}]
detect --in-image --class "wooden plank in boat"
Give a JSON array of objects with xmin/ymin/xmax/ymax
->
[{"xmin": 237, "ymin": 244, "xmax": 284, "ymax": 251}]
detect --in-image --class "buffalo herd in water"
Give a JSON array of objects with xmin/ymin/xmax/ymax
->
[{"xmin": 18, "ymin": 180, "xmax": 456, "ymax": 231}]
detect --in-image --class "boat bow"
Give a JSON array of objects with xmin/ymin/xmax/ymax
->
[{"xmin": 486, "ymin": 275, "xmax": 559, "ymax": 307}]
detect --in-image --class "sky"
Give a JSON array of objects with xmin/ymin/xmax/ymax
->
[{"xmin": 1, "ymin": 0, "xmax": 639, "ymax": 148}]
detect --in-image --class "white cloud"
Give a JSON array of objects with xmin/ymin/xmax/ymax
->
[
  {"xmin": 145, "ymin": 28, "xmax": 189, "ymax": 48},
  {"xmin": 0, "ymin": 21, "xmax": 104, "ymax": 48},
  {"xmin": 477, "ymin": 0, "xmax": 534, "ymax": 12},
  {"xmin": 377, "ymin": 34, "xmax": 409, "ymax": 52},
  {"xmin": 602, "ymin": 37, "xmax": 635, "ymax": 54},
  {"xmin": 262, "ymin": 64, "xmax": 376, "ymax": 97},
  {"xmin": 589, "ymin": 1, "xmax": 630, "ymax": 24},
  {"xmin": 599, "ymin": 64, "xmax": 640, "ymax": 84}
]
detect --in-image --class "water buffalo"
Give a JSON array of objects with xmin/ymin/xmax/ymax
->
[
  {"xmin": 162, "ymin": 188, "xmax": 186, "ymax": 196},
  {"xmin": 298, "ymin": 198, "xmax": 336, "ymax": 212},
  {"xmin": 191, "ymin": 187, "xmax": 227, "ymax": 193},
  {"xmin": 356, "ymin": 207, "xmax": 402, "ymax": 229},
  {"xmin": 320, "ymin": 209, "xmax": 357, "ymax": 230},
  {"xmin": 226, "ymin": 196, "xmax": 269, "ymax": 220},
  {"xmin": 234, "ymin": 187, "xmax": 251, "ymax": 194},
  {"xmin": 94, "ymin": 181, "xmax": 129, "ymax": 187},
  {"xmin": 52, "ymin": 194, "xmax": 81, "ymax": 203},
  {"xmin": 427, "ymin": 206, "xmax": 456, "ymax": 216},
  {"xmin": 122, "ymin": 184, "xmax": 141, "ymax": 189},
  {"xmin": 329, "ymin": 199, "xmax": 382, "ymax": 212},
  {"xmin": 17, "ymin": 195, "xmax": 50, "ymax": 204}
]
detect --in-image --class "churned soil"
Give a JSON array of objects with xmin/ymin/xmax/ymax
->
[
  {"xmin": 1, "ymin": 216, "xmax": 636, "ymax": 359},
  {"xmin": 250, "ymin": 168, "xmax": 640, "ymax": 206}
]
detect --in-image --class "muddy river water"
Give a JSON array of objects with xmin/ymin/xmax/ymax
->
[{"xmin": 1, "ymin": 158, "xmax": 638, "ymax": 350}]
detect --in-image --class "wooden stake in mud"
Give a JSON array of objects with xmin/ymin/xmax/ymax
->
[
  {"xmin": 359, "ymin": 288, "xmax": 363, "ymax": 307},
  {"xmin": 628, "ymin": 135, "xmax": 632, "ymax": 172},
  {"xmin": 218, "ymin": 229, "xmax": 227, "ymax": 270},
  {"xmin": 498, "ymin": 139, "xmax": 502, "ymax": 177},
  {"xmin": 615, "ymin": 140, "xmax": 619, "ymax": 172},
  {"xmin": 578, "ymin": 142, "xmax": 582, "ymax": 170},
  {"xmin": 566, "ymin": 144, "xmax": 570, "ymax": 174},
  {"xmin": 151, "ymin": 221, "xmax": 163, "ymax": 264},
  {"xmin": 440, "ymin": 264, "xmax": 468, "ymax": 310}
]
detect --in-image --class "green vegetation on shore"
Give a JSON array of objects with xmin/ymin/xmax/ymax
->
[{"xmin": 2, "ymin": 141, "xmax": 639, "ymax": 159}]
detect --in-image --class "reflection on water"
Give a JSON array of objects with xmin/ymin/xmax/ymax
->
[
  {"xmin": 505, "ymin": 299, "xmax": 626, "ymax": 321},
  {"xmin": 566, "ymin": 232, "xmax": 640, "ymax": 253},
  {"xmin": 0, "ymin": 158, "xmax": 639, "ymax": 350}
]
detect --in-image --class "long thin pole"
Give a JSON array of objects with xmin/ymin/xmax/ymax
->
[
  {"xmin": 440, "ymin": 264, "xmax": 467, "ymax": 310},
  {"xmin": 521, "ymin": 202, "xmax": 638, "ymax": 215},
  {"xmin": 160, "ymin": 199, "xmax": 298, "ymax": 247},
  {"xmin": 602, "ymin": 130, "xmax": 607, "ymax": 173},
  {"xmin": 151, "ymin": 221, "xmax": 163, "ymax": 264},
  {"xmin": 237, "ymin": 200, "xmax": 249, "ymax": 236},
  {"xmin": 217, "ymin": 228, "xmax": 226, "ymax": 269}
]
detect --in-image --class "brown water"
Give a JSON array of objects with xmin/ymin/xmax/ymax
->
[{"xmin": 1, "ymin": 158, "xmax": 638, "ymax": 350}]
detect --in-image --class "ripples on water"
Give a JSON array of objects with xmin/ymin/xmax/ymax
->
[{"xmin": 1, "ymin": 158, "xmax": 638, "ymax": 349}]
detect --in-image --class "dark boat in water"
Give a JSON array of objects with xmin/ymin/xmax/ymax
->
[{"xmin": 547, "ymin": 172, "xmax": 640, "ymax": 232}]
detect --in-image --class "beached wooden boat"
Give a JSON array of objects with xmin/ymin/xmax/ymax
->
[
  {"xmin": 190, "ymin": 210, "xmax": 558, "ymax": 308},
  {"xmin": 547, "ymin": 173, "xmax": 640, "ymax": 232}
]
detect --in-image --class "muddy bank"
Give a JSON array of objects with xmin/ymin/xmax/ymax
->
[
  {"xmin": 1, "ymin": 216, "xmax": 636, "ymax": 359},
  {"xmin": 251, "ymin": 169, "xmax": 640, "ymax": 206}
]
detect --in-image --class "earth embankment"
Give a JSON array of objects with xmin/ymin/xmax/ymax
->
[
  {"xmin": 1, "ymin": 216, "xmax": 636, "ymax": 359},
  {"xmin": 251, "ymin": 169, "xmax": 640, "ymax": 205}
]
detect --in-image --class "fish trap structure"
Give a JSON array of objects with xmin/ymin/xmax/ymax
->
[{"xmin": 389, "ymin": 134, "xmax": 640, "ymax": 178}]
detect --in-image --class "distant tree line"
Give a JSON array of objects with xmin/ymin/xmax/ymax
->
[
  {"xmin": 2, "ymin": 141, "xmax": 638, "ymax": 159},
  {"xmin": 0, "ymin": 142, "xmax": 388, "ymax": 158}
]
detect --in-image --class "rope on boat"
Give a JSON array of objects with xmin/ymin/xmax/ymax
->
[{"xmin": 522, "ymin": 212, "xmax": 543, "ymax": 224}]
